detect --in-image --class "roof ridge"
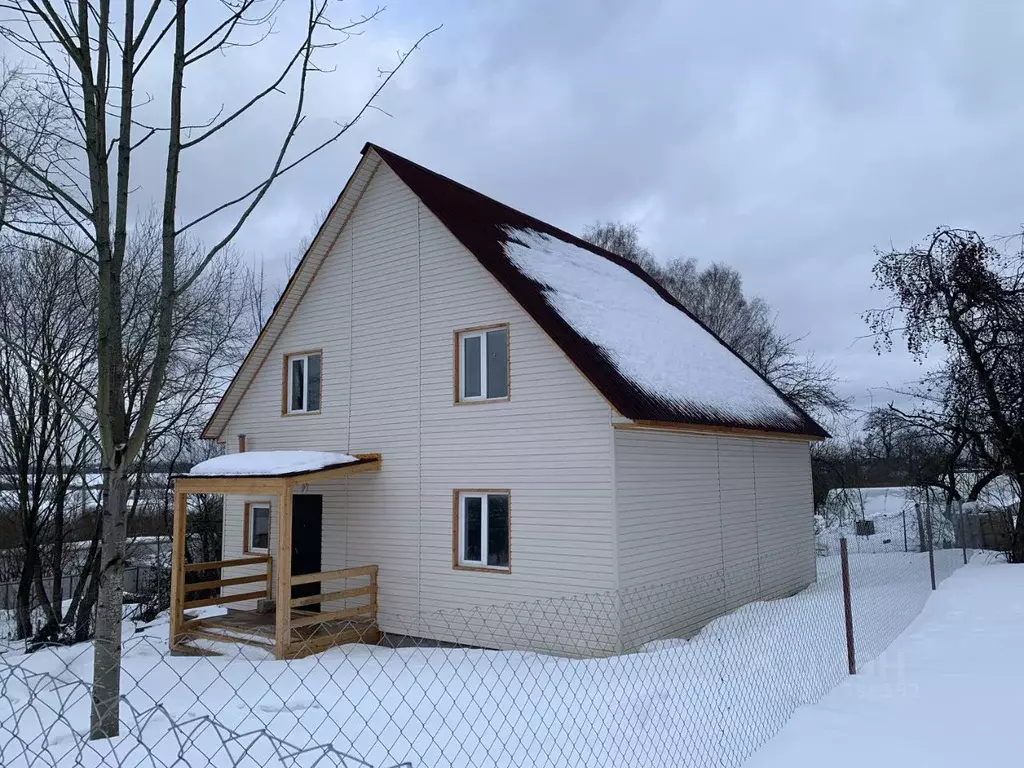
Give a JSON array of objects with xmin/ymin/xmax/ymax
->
[{"xmin": 364, "ymin": 142, "xmax": 626, "ymax": 258}]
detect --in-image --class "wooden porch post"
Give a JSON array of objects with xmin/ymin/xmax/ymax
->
[
  {"xmin": 274, "ymin": 483, "xmax": 293, "ymax": 659},
  {"xmin": 169, "ymin": 487, "xmax": 187, "ymax": 650}
]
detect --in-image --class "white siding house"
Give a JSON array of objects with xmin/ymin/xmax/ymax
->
[{"xmin": 196, "ymin": 144, "xmax": 826, "ymax": 656}]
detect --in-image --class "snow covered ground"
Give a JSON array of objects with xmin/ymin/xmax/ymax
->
[
  {"xmin": 818, "ymin": 486, "xmax": 934, "ymax": 555},
  {"xmin": 0, "ymin": 552, "xmax": 970, "ymax": 768},
  {"xmin": 743, "ymin": 555, "xmax": 1020, "ymax": 768},
  {"xmin": 818, "ymin": 479, "xmax": 1018, "ymax": 557},
  {"xmin": 818, "ymin": 486, "xmax": 968, "ymax": 556}
]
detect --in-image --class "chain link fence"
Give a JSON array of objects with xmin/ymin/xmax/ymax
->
[
  {"xmin": 0, "ymin": 566, "xmax": 163, "ymax": 612},
  {"xmin": 1, "ymin": 516, "xmax": 981, "ymax": 768}
]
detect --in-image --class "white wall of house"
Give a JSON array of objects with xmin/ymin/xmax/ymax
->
[
  {"xmin": 218, "ymin": 160, "xmax": 619, "ymax": 653},
  {"xmin": 613, "ymin": 427, "xmax": 815, "ymax": 649},
  {"xmin": 211, "ymin": 154, "xmax": 818, "ymax": 656}
]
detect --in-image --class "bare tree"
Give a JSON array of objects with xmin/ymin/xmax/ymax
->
[
  {"xmin": 583, "ymin": 221, "xmax": 848, "ymax": 419},
  {"xmin": 867, "ymin": 227, "xmax": 1024, "ymax": 562},
  {"xmin": 0, "ymin": 238, "xmax": 95, "ymax": 640},
  {"xmin": 583, "ymin": 220, "xmax": 658, "ymax": 273},
  {"xmin": 0, "ymin": 2, "xmax": 436, "ymax": 737},
  {"xmin": 0, "ymin": 221, "xmax": 260, "ymax": 645}
]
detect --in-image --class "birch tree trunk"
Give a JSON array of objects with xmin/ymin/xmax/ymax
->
[{"xmin": 90, "ymin": 470, "xmax": 128, "ymax": 737}]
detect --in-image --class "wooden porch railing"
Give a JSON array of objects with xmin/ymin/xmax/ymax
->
[
  {"xmin": 286, "ymin": 564, "xmax": 378, "ymax": 657},
  {"xmin": 181, "ymin": 554, "xmax": 272, "ymax": 610}
]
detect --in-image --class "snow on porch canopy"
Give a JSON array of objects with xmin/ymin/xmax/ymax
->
[{"xmin": 182, "ymin": 451, "xmax": 378, "ymax": 480}]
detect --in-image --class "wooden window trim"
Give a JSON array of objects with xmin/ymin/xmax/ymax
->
[
  {"xmin": 451, "ymin": 489, "xmax": 512, "ymax": 573},
  {"xmin": 281, "ymin": 349, "xmax": 323, "ymax": 416},
  {"xmin": 453, "ymin": 324, "xmax": 511, "ymax": 405},
  {"xmin": 243, "ymin": 501, "xmax": 272, "ymax": 554}
]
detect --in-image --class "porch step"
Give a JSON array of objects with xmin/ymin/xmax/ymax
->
[
  {"xmin": 186, "ymin": 624, "xmax": 276, "ymax": 651},
  {"xmin": 170, "ymin": 641, "xmax": 223, "ymax": 657}
]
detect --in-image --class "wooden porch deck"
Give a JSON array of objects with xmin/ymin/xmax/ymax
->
[
  {"xmin": 171, "ymin": 556, "xmax": 380, "ymax": 659},
  {"xmin": 170, "ymin": 456, "xmax": 383, "ymax": 659},
  {"xmin": 181, "ymin": 606, "xmax": 380, "ymax": 659}
]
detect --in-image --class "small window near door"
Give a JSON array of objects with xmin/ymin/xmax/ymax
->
[
  {"xmin": 245, "ymin": 503, "xmax": 270, "ymax": 553},
  {"xmin": 284, "ymin": 351, "xmax": 322, "ymax": 414},
  {"xmin": 456, "ymin": 325, "xmax": 509, "ymax": 402},
  {"xmin": 454, "ymin": 491, "xmax": 510, "ymax": 571}
]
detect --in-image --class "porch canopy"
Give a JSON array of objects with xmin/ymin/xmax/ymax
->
[
  {"xmin": 169, "ymin": 451, "xmax": 381, "ymax": 658},
  {"xmin": 175, "ymin": 450, "xmax": 381, "ymax": 493}
]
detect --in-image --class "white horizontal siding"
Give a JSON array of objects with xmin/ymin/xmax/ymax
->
[
  {"xmin": 220, "ymin": 161, "xmax": 618, "ymax": 654},
  {"xmin": 218, "ymin": 494, "xmax": 276, "ymax": 611},
  {"xmin": 753, "ymin": 439, "xmax": 817, "ymax": 599},
  {"xmin": 614, "ymin": 428, "xmax": 814, "ymax": 649}
]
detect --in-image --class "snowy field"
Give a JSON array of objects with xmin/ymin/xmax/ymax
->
[
  {"xmin": 0, "ymin": 552, "xmax": 967, "ymax": 768},
  {"xmin": 744, "ymin": 555, "xmax": 1020, "ymax": 768}
]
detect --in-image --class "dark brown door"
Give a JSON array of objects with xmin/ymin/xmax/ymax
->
[{"xmin": 291, "ymin": 494, "xmax": 323, "ymax": 612}]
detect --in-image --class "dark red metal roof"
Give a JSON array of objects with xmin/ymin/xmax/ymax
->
[{"xmin": 365, "ymin": 143, "xmax": 828, "ymax": 439}]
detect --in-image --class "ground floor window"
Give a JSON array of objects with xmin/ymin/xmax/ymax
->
[
  {"xmin": 454, "ymin": 490, "xmax": 510, "ymax": 571},
  {"xmin": 245, "ymin": 502, "xmax": 271, "ymax": 553}
]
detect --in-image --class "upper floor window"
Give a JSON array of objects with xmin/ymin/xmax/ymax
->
[
  {"xmin": 456, "ymin": 325, "xmax": 508, "ymax": 402},
  {"xmin": 284, "ymin": 351, "xmax": 321, "ymax": 414}
]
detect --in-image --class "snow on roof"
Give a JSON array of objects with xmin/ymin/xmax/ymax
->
[
  {"xmin": 187, "ymin": 451, "xmax": 360, "ymax": 478},
  {"xmin": 502, "ymin": 228, "xmax": 808, "ymax": 430}
]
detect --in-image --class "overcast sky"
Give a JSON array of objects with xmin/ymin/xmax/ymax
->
[{"xmin": 163, "ymin": 1, "xmax": 1024, "ymax": 421}]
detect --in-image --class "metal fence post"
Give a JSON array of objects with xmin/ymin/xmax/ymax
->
[
  {"xmin": 840, "ymin": 537, "xmax": 856, "ymax": 675},
  {"xmin": 926, "ymin": 504, "xmax": 936, "ymax": 591}
]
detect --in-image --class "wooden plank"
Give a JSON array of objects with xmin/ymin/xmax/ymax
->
[
  {"xmin": 275, "ymin": 489, "xmax": 293, "ymax": 659},
  {"xmin": 286, "ymin": 627, "xmax": 367, "ymax": 659},
  {"xmin": 185, "ymin": 573, "xmax": 267, "ymax": 593},
  {"xmin": 290, "ymin": 564, "xmax": 376, "ymax": 586},
  {"xmin": 289, "ymin": 585, "xmax": 374, "ymax": 608},
  {"xmin": 169, "ymin": 491, "xmax": 187, "ymax": 650},
  {"xmin": 280, "ymin": 354, "xmax": 288, "ymax": 415},
  {"xmin": 170, "ymin": 642, "xmax": 223, "ymax": 658},
  {"xmin": 290, "ymin": 602, "xmax": 376, "ymax": 629},
  {"xmin": 296, "ymin": 459, "xmax": 380, "ymax": 483},
  {"xmin": 187, "ymin": 629, "xmax": 275, "ymax": 651},
  {"xmin": 174, "ymin": 476, "xmax": 289, "ymax": 494},
  {"xmin": 183, "ymin": 589, "xmax": 267, "ymax": 610},
  {"xmin": 184, "ymin": 555, "xmax": 270, "ymax": 572},
  {"xmin": 266, "ymin": 556, "xmax": 274, "ymax": 600},
  {"xmin": 353, "ymin": 452, "xmax": 382, "ymax": 463}
]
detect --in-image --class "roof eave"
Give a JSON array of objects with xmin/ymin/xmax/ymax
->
[{"xmin": 616, "ymin": 418, "xmax": 828, "ymax": 442}]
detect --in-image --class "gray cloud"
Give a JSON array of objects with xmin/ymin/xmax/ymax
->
[
  {"xmin": 357, "ymin": 0, "xmax": 1024, "ymax": 414},
  {"xmin": 43, "ymin": 0, "xmax": 1024, "ymax": 417}
]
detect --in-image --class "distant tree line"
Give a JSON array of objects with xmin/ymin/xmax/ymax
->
[{"xmin": 0, "ymin": 229, "xmax": 260, "ymax": 644}]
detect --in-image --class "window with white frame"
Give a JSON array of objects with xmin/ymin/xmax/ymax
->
[
  {"xmin": 457, "ymin": 326, "xmax": 508, "ymax": 402},
  {"xmin": 285, "ymin": 352, "xmax": 321, "ymax": 413},
  {"xmin": 456, "ymin": 491, "xmax": 510, "ymax": 570},
  {"xmin": 246, "ymin": 503, "xmax": 270, "ymax": 552}
]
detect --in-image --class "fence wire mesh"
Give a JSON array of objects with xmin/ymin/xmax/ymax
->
[{"xmin": 1, "ymin": 516, "xmax": 981, "ymax": 768}]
